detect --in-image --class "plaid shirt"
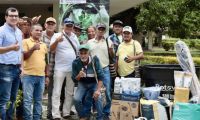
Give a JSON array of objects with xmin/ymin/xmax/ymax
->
[{"xmin": 42, "ymin": 31, "xmax": 55, "ymax": 77}]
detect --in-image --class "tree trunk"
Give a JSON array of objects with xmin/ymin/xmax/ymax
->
[{"xmin": 147, "ymin": 31, "xmax": 155, "ymax": 50}]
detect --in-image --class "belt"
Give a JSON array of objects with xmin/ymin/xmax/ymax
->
[{"xmin": 0, "ymin": 63, "xmax": 21, "ymax": 67}]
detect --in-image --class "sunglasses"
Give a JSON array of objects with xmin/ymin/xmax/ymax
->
[
  {"xmin": 98, "ymin": 27, "xmax": 106, "ymax": 31},
  {"xmin": 8, "ymin": 15, "xmax": 19, "ymax": 18},
  {"xmin": 65, "ymin": 24, "xmax": 73, "ymax": 27}
]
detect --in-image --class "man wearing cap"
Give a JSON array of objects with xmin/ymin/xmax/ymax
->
[
  {"xmin": 73, "ymin": 23, "xmax": 83, "ymax": 42},
  {"xmin": 50, "ymin": 18, "xmax": 79, "ymax": 120},
  {"xmin": 87, "ymin": 23, "xmax": 114, "ymax": 120},
  {"xmin": 42, "ymin": 17, "xmax": 57, "ymax": 119},
  {"xmin": 72, "ymin": 44, "xmax": 104, "ymax": 120},
  {"xmin": 116, "ymin": 26, "xmax": 144, "ymax": 77},
  {"xmin": 108, "ymin": 20, "xmax": 123, "ymax": 53},
  {"xmin": 108, "ymin": 20, "xmax": 123, "ymax": 91}
]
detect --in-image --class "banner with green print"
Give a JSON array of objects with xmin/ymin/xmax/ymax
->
[{"xmin": 59, "ymin": 0, "xmax": 110, "ymax": 43}]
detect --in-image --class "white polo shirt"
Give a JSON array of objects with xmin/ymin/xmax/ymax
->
[{"xmin": 50, "ymin": 32, "xmax": 80, "ymax": 72}]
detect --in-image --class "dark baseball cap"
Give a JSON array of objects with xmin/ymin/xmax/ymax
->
[
  {"xmin": 113, "ymin": 20, "xmax": 123, "ymax": 26},
  {"xmin": 64, "ymin": 18, "xmax": 74, "ymax": 25},
  {"xmin": 74, "ymin": 23, "xmax": 83, "ymax": 30},
  {"xmin": 96, "ymin": 23, "xmax": 106, "ymax": 29}
]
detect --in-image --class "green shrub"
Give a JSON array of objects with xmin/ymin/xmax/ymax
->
[
  {"xmin": 189, "ymin": 41, "xmax": 196, "ymax": 48},
  {"xmin": 195, "ymin": 44, "xmax": 200, "ymax": 50},
  {"xmin": 141, "ymin": 55, "xmax": 200, "ymax": 65},
  {"xmin": 161, "ymin": 38, "xmax": 200, "ymax": 50},
  {"xmin": 162, "ymin": 41, "xmax": 174, "ymax": 51}
]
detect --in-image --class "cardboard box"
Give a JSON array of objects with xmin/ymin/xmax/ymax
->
[
  {"xmin": 174, "ymin": 87, "xmax": 189, "ymax": 103},
  {"xmin": 112, "ymin": 92, "xmax": 141, "ymax": 101},
  {"xmin": 111, "ymin": 100, "xmax": 139, "ymax": 120},
  {"xmin": 111, "ymin": 100, "xmax": 121, "ymax": 120}
]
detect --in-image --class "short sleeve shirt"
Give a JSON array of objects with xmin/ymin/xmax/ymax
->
[
  {"xmin": 23, "ymin": 37, "xmax": 47, "ymax": 76},
  {"xmin": 87, "ymin": 38, "xmax": 113, "ymax": 68},
  {"xmin": 116, "ymin": 39, "xmax": 143, "ymax": 76},
  {"xmin": 0, "ymin": 23, "xmax": 23, "ymax": 65}
]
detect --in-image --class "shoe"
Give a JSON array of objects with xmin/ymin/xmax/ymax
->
[
  {"xmin": 80, "ymin": 117, "xmax": 90, "ymax": 120},
  {"xmin": 47, "ymin": 114, "xmax": 53, "ymax": 120},
  {"xmin": 103, "ymin": 116, "xmax": 111, "ymax": 120},
  {"xmin": 70, "ymin": 111, "xmax": 76, "ymax": 115},
  {"xmin": 63, "ymin": 115, "xmax": 71, "ymax": 119},
  {"xmin": 53, "ymin": 118, "xmax": 61, "ymax": 120}
]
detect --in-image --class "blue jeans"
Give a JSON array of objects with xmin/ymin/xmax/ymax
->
[
  {"xmin": 22, "ymin": 75, "xmax": 45, "ymax": 120},
  {"xmin": 74, "ymin": 82, "xmax": 103, "ymax": 120},
  {"xmin": 102, "ymin": 67, "xmax": 111, "ymax": 117},
  {"xmin": 0, "ymin": 64, "xmax": 21, "ymax": 120}
]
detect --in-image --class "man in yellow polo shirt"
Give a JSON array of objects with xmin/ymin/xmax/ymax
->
[
  {"xmin": 116, "ymin": 26, "xmax": 144, "ymax": 77},
  {"xmin": 22, "ymin": 24, "xmax": 48, "ymax": 120}
]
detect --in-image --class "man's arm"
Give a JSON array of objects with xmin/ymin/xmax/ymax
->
[
  {"xmin": 0, "ymin": 43, "xmax": 20, "ymax": 54},
  {"xmin": 71, "ymin": 61, "xmax": 82, "ymax": 83},
  {"xmin": 132, "ymin": 52, "xmax": 144, "ymax": 60},
  {"xmin": 20, "ymin": 53, "xmax": 24, "ymax": 76},
  {"xmin": 50, "ymin": 34, "xmax": 63, "ymax": 52},
  {"xmin": 108, "ymin": 39, "xmax": 115, "ymax": 58},
  {"xmin": 126, "ymin": 52, "xmax": 144, "ymax": 63},
  {"xmin": 108, "ymin": 44, "xmax": 115, "ymax": 58},
  {"xmin": 23, "ymin": 43, "xmax": 40, "ymax": 60}
]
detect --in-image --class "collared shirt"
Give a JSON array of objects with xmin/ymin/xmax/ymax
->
[
  {"xmin": 23, "ymin": 37, "xmax": 47, "ymax": 76},
  {"xmin": 87, "ymin": 38, "xmax": 113, "ymax": 68},
  {"xmin": 108, "ymin": 33, "xmax": 122, "ymax": 53},
  {"xmin": 42, "ymin": 31, "xmax": 56, "ymax": 76},
  {"xmin": 50, "ymin": 31, "xmax": 80, "ymax": 72},
  {"xmin": 116, "ymin": 39, "xmax": 143, "ymax": 76},
  {"xmin": 72, "ymin": 56, "xmax": 104, "ymax": 83},
  {"xmin": 0, "ymin": 23, "xmax": 23, "ymax": 65}
]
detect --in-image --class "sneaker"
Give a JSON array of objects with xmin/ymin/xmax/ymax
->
[
  {"xmin": 47, "ymin": 113, "xmax": 53, "ymax": 120},
  {"xmin": 70, "ymin": 111, "xmax": 76, "ymax": 115},
  {"xmin": 103, "ymin": 116, "xmax": 111, "ymax": 120},
  {"xmin": 53, "ymin": 118, "xmax": 61, "ymax": 120},
  {"xmin": 80, "ymin": 117, "xmax": 90, "ymax": 120},
  {"xmin": 63, "ymin": 115, "xmax": 71, "ymax": 120}
]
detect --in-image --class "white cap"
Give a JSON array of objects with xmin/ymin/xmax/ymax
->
[{"xmin": 123, "ymin": 26, "xmax": 132, "ymax": 33}]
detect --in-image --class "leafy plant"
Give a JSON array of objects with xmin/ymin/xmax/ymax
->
[
  {"xmin": 162, "ymin": 41, "xmax": 174, "ymax": 51},
  {"xmin": 142, "ymin": 55, "xmax": 200, "ymax": 65},
  {"xmin": 136, "ymin": 0, "xmax": 200, "ymax": 38}
]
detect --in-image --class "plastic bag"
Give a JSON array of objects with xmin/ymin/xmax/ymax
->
[{"xmin": 143, "ymin": 87, "xmax": 161, "ymax": 100}]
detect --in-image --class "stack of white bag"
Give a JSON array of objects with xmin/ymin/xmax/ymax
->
[
  {"xmin": 174, "ymin": 71, "xmax": 193, "ymax": 88},
  {"xmin": 175, "ymin": 40, "xmax": 200, "ymax": 103},
  {"xmin": 114, "ymin": 77, "xmax": 141, "ymax": 95}
]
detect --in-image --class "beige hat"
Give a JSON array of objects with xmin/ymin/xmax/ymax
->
[
  {"xmin": 123, "ymin": 26, "xmax": 132, "ymax": 33},
  {"xmin": 45, "ymin": 17, "xmax": 56, "ymax": 24}
]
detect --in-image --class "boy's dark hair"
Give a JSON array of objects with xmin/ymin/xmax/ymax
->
[{"xmin": 5, "ymin": 7, "xmax": 18, "ymax": 16}]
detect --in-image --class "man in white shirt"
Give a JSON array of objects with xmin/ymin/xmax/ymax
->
[{"xmin": 50, "ymin": 18, "xmax": 80, "ymax": 120}]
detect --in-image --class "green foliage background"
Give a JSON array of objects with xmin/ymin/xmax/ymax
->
[{"xmin": 136, "ymin": 0, "xmax": 200, "ymax": 38}]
